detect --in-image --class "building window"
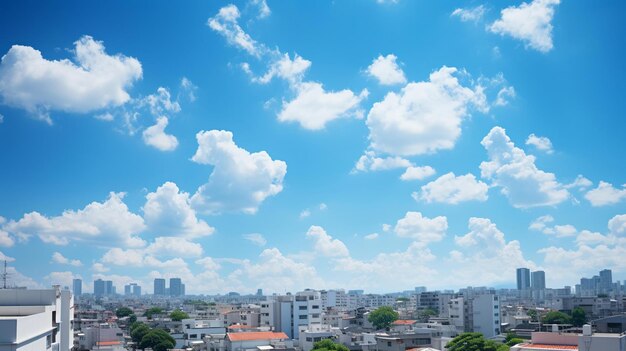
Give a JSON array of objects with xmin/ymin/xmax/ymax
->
[
  {"xmin": 299, "ymin": 315, "xmax": 308, "ymax": 320},
  {"xmin": 388, "ymin": 342, "xmax": 392, "ymax": 347},
  {"xmin": 306, "ymin": 337, "xmax": 313, "ymax": 342},
  {"xmin": 299, "ymin": 306, "xmax": 307, "ymax": 310}
]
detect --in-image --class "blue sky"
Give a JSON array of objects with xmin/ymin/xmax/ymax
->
[{"xmin": 0, "ymin": 0, "xmax": 625, "ymax": 295}]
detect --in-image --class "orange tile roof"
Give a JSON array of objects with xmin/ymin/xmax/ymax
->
[
  {"xmin": 518, "ymin": 343, "xmax": 578, "ymax": 350},
  {"xmin": 392, "ymin": 320, "xmax": 417, "ymax": 325},
  {"xmin": 227, "ymin": 332, "xmax": 289, "ymax": 341},
  {"xmin": 97, "ymin": 341, "xmax": 123, "ymax": 346}
]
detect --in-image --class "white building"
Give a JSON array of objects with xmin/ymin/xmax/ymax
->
[
  {"xmin": 0, "ymin": 287, "xmax": 74, "ymax": 351},
  {"xmin": 261, "ymin": 290, "xmax": 322, "ymax": 339},
  {"xmin": 470, "ymin": 293, "xmax": 500, "ymax": 338},
  {"xmin": 510, "ymin": 325, "xmax": 626, "ymax": 351}
]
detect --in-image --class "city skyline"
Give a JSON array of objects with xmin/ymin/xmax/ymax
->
[{"xmin": 0, "ymin": 0, "xmax": 625, "ymax": 294}]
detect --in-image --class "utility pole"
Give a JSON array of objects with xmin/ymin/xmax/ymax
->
[{"xmin": 1, "ymin": 260, "xmax": 8, "ymax": 289}]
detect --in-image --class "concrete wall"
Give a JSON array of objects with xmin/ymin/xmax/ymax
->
[{"xmin": 0, "ymin": 290, "xmax": 57, "ymax": 307}]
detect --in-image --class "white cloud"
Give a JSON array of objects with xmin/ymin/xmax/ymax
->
[
  {"xmin": 0, "ymin": 113, "xmax": 4, "ymax": 123},
  {"xmin": 306, "ymin": 225, "xmax": 349, "ymax": 257},
  {"xmin": 208, "ymin": 5, "xmax": 262, "ymax": 57},
  {"xmin": 451, "ymin": 5, "xmax": 486, "ymax": 23},
  {"xmin": 382, "ymin": 224, "xmax": 391, "ymax": 232},
  {"xmin": 92, "ymin": 262, "xmax": 109, "ymax": 273},
  {"xmin": 366, "ymin": 54, "xmax": 407, "ymax": 86},
  {"xmin": 138, "ymin": 87, "xmax": 181, "ymax": 116},
  {"xmin": 94, "ymin": 112, "xmax": 114, "ymax": 121},
  {"xmin": 526, "ymin": 133, "xmax": 553, "ymax": 154},
  {"xmin": 529, "ymin": 214, "xmax": 554, "ymax": 232},
  {"xmin": 179, "ymin": 77, "xmax": 198, "ymax": 102},
  {"xmin": 145, "ymin": 236, "xmax": 203, "ymax": 257},
  {"xmin": 394, "ymin": 211, "xmax": 447, "ymax": 245},
  {"xmin": 250, "ymin": 0, "xmax": 271, "ymax": 18},
  {"xmin": 0, "ymin": 217, "xmax": 14, "ymax": 247},
  {"xmin": 400, "ymin": 166, "xmax": 436, "ymax": 181},
  {"xmin": 364, "ymin": 233, "xmax": 379, "ymax": 240},
  {"xmin": 609, "ymin": 214, "xmax": 626, "ymax": 235},
  {"xmin": 552, "ymin": 224, "xmax": 577, "ymax": 237},
  {"xmin": 495, "ymin": 86, "xmax": 516, "ymax": 106},
  {"xmin": 142, "ymin": 116, "xmax": 179, "ymax": 151},
  {"xmin": 353, "ymin": 151, "xmax": 412, "ymax": 172},
  {"xmin": 278, "ymin": 82, "xmax": 368, "ymax": 130},
  {"xmin": 584, "ymin": 181, "xmax": 626, "ymax": 207},
  {"xmin": 250, "ymin": 53, "xmax": 311, "ymax": 85},
  {"xmin": 366, "ymin": 66, "xmax": 487, "ymax": 156},
  {"xmin": 51, "ymin": 252, "xmax": 82, "ymax": 267},
  {"xmin": 191, "ymin": 130, "xmax": 287, "ymax": 214},
  {"xmin": 143, "ymin": 181, "xmax": 214, "ymax": 239},
  {"xmin": 415, "ymin": 172, "xmax": 488, "ymax": 204},
  {"xmin": 0, "ymin": 36, "xmax": 142, "ymax": 122},
  {"xmin": 3, "ymin": 192, "xmax": 146, "ymax": 247},
  {"xmin": 45, "ymin": 271, "xmax": 80, "ymax": 289},
  {"xmin": 243, "ymin": 233, "xmax": 267, "ymax": 246},
  {"xmin": 319, "ymin": 203, "xmax": 327, "ymax": 211},
  {"xmin": 489, "ymin": 0, "xmax": 560, "ymax": 53},
  {"xmin": 0, "ymin": 251, "xmax": 15, "ymax": 262},
  {"xmin": 480, "ymin": 126, "xmax": 569, "ymax": 208},
  {"xmin": 195, "ymin": 256, "xmax": 222, "ymax": 271},
  {"xmin": 564, "ymin": 175, "xmax": 593, "ymax": 190},
  {"xmin": 299, "ymin": 210, "xmax": 311, "ymax": 219},
  {"xmin": 447, "ymin": 217, "xmax": 536, "ymax": 287}
]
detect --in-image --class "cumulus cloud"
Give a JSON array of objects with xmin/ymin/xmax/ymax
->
[
  {"xmin": 145, "ymin": 236, "xmax": 203, "ymax": 257},
  {"xmin": 415, "ymin": 172, "xmax": 489, "ymax": 204},
  {"xmin": 531, "ymin": 215, "xmax": 578, "ymax": 238},
  {"xmin": 366, "ymin": 66, "xmax": 488, "ymax": 156},
  {"xmin": 247, "ymin": 53, "xmax": 311, "ymax": 85},
  {"xmin": 366, "ymin": 54, "xmax": 407, "ymax": 85},
  {"xmin": 400, "ymin": 166, "xmax": 436, "ymax": 181},
  {"xmin": 243, "ymin": 233, "xmax": 267, "ymax": 246},
  {"xmin": 0, "ymin": 251, "xmax": 15, "ymax": 262},
  {"xmin": 451, "ymin": 5, "xmax": 486, "ymax": 23},
  {"xmin": 584, "ymin": 181, "xmax": 626, "ymax": 207},
  {"xmin": 364, "ymin": 233, "xmax": 379, "ymax": 240},
  {"xmin": 0, "ymin": 218, "xmax": 14, "ymax": 247},
  {"xmin": 394, "ymin": 212, "xmax": 447, "ymax": 245},
  {"xmin": 278, "ymin": 82, "xmax": 368, "ymax": 130},
  {"xmin": 480, "ymin": 126, "xmax": 569, "ymax": 208},
  {"xmin": 191, "ymin": 130, "xmax": 287, "ymax": 214},
  {"xmin": 250, "ymin": 0, "xmax": 271, "ymax": 19},
  {"xmin": 0, "ymin": 36, "xmax": 142, "ymax": 122},
  {"xmin": 495, "ymin": 86, "xmax": 516, "ymax": 106},
  {"xmin": 447, "ymin": 217, "xmax": 536, "ymax": 286},
  {"xmin": 353, "ymin": 151, "xmax": 412, "ymax": 173},
  {"xmin": 306, "ymin": 225, "xmax": 349, "ymax": 257},
  {"xmin": 208, "ymin": 5, "xmax": 262, "ymax": 57},
  {"xmin": 51, "ymin": 252, "xmax": 82, "ymax": 267},
  {"xmin": 564, "ymin": 175, "xmax": 593, "ymax": 190},
  {"xmin": 526, "ymin": 133, "xmax": 553, "ymax": 154},
  {"xmin": 2, "ymin": 192, "xmax": 146, "ymax": 247},
  {"xmin": 142, "ymin": 116, "xmax": 179, "ymax": 151},
  {"xmin": 489, "ymin": 0, "xmax": 560, "ymax": 53},
  {"xmin": 299, "ymin": 210, "xmax": 311, "ymax": 219},
  {"xmin": 143, "ymin": 182, "xmax": 214, "ymax": 239}
]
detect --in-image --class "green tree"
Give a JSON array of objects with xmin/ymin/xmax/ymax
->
[
  {"xmin": 367, "ymin": 306, "xmax": 399, "ymax": 330},
  {"xmin": 130, "ymin": 324, "xmax": 150, "ymax": 343},
  {"xmin": 527, "ymin": 309, "xmax": 538, "ymax": 322},
  {"xmin": 571, "ymin": 307, "xmax": 586, "ymax": 327},
  {"xmin": 144, "ymin": 307, "xmax": 164, "ymax": 319},
  {"xmin": 446, "ymin": 333, "xmax": 509, "ymax": 351},
  {"xmin": 128, "ymin": 314, "xmax": 137, "ymax": 324},
  {"xmin": 312, "ymin": 339, "xmax": 349, "ymax": 351},
  {"xmin": 506, "ymin": 338, "xmax": 524, "ymax": 347},
  {"xmin": 542, "ymin": 311, "xmax": 572, "ymax": 325},
  {"xmin": 170, "ymin": 309, "xmax": 190, "ymax": 321},
  {"xmin": 116, "ymin": 307, "xmax": 134, "ymax": 318},
  {"xmin": 139, "ymin": 329, "xmax": 175, "ymax": 351}
]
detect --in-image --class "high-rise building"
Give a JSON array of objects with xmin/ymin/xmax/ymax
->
[
  {"xmin": 170, "ymin": 278, "xmax": 182, "ymax": 297},
  {"xmin": 94, "ymin": 279, "xmax": 105, "ymax": 298},
  {"xmin": 73, "ymin": 278, "xmax": 82, "ymax": 297},
  {"xmin": 261, "ymin": 290, "xmax": 322, "ymax": 339},
  {"xmin": 531, "ymin": 271, "xmax": 546, "ymax": 290},
  {"xmin": 105, "ymin": 280, "xmax": 114, "ymax": 296},
  {"xmin": 517, "ymin": 268, "xmax": 531, "ymax": 290},
  {"xmin": 124, "ymin": 283, "xmax": 141, "ymax": 296},
  {"xmin": 599, "ymin": 269, "xmax": 612, "ymax": 292},
  {"xmin": 256, "ymin": 288, "xmax": 263, "ymax": 296},
  {"xmin": 154, "ymin": 278, "xmax": 166, "ymax": 296}
]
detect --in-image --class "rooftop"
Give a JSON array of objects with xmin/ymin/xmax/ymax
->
[
  {"xmin": 227, "ymin": 332, "xmax": 289, "ymax": 341},
  {"xmin": 516, "ymin": 344, "xmax": 578, "ymax": 350}
]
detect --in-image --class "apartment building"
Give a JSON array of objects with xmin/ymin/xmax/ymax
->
[
  {"xmin": 260, "ymin": 290, "xmax": 322, "ymax": 339},
  {"xmin": 0, "ymin": 287, "xmax": 74, "ymax": 351}
]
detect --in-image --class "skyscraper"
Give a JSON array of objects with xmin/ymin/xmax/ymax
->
[
  {"xmin": 154, "ymin": 278, "xmax": 166, "ymax": 295},
  {"xmin": 516, "ymin": 268, "xmax": 531, "ymax": 290},
  {"xmin": 94, "ymin": 279, "xmax": 105, "ymax": 298},
  {"xmin": 170, "ymin": 278, "xmax": 182, "ymax": 297},
  {"xmin": 531, "ymin": 271, "xmax": 546, "ymax": 290},
  {"xmin": 599, "ymin": 269, "xmax": 612, "ymax": 292},
  {"xmin": 105, "ymin": 280, "xmax": 114, "ymax": 296},
  {"xmin": 73, "ymin": 278, "xmax": 82, "ymax": 297}
]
